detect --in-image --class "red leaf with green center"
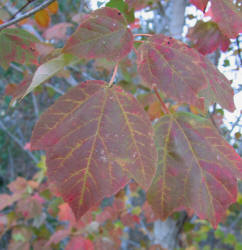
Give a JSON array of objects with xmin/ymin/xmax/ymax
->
[
  {"xmin": 137, "ymin": 34, "xmax": 208, "ymax": 110},
  {"xmin": 63, "ymin": 7, "xmax": 133, "ymax": 62},
  {"xmin": 31, "ymin": 80, "xmax": 157, "ymax": 219},
  {"xmin": 147, "ymin": 112, "xmax": 242, "ymax": 228},
  {"xmin": 187, "ymin": 21, "xmax": 230, "ymax": 55},
  {"xmin": 189, "ymin": 0, "xmax": 208, "ymax": 12},
  {"xmin": 0, "ymin": 28, "xmax": 39, "ymax": 69},
  {"xmin": 209, "ymin": 0, "xmax": 242, "ymax": 38}
]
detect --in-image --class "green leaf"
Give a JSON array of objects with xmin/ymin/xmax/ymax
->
[
  {"xmin": 24, "ymin": 53, "xmax": 79, "ymax": 98},
  {"xmin": 214, "ymin": 229, "xmax": 225, "ymax": 239},
  {"xmin": 235, "ymin": 242, "xmax": 242, "ymax": 250},
  {"xmin": 6, "ymin": 53, "xmax": 79, "ymax": 102},
  {"xmin": 106, "ymin": 0, "xmax": 128, "ymax": 12},
  {"xmin": 13, "ymin": 233, "xmax": 25, "ymax": 242},
  {"xmin": 224, "ymin": 233, "xmax": 236, "ymax": 245}
]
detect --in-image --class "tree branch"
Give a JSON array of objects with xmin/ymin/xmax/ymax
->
[
  {"xmin": 0, "ymin": 0, "xmax": 56, "ymax": 31},
  {"xmin": 9, "ymin": 0, "xmax": 37, "ymax": 20},
  {"xmin": 0, "ymin": 120, "xmax": 38, "ymax": 163},
  {"xmin": 236, "ymin": 36, "xmax": 242, "ymax": 66}
]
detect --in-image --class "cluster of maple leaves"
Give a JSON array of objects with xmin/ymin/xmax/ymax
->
[
  {"xmin": 0, "ymin": 174, "xmax": 149, "ymax": 249},
  {"xmin": 0, "ymin": 0, "xmax": 242, "ymax": 234}
]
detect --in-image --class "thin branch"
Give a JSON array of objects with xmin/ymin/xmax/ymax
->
[
  {"xmin": 137, "ymin": 84, "xmax": 150, "ymax": 92},
  {"xmin": 0, "ymin": 0, "xmax": 56, "ymax": 31},
  {"xmin": 8, "ymin": 147, "xmax": 15, "ymax": 181},
  {"xmin": 209, "ymin": 103, "xmax": 222, "ymax": 135},
  {"xmin": 9, "ymin": 0, "xmax": 37, "ymax": 20},
  {"xmin": 31, "ymin": 92, "xmax": 39, "ymax": 119},
  {"xmin": 152, "ymin": 85, "xmax": 169, "ymax": 114},
  {"xmin": 45, "ymin": 83, "xmax": 65, "ymax": 95},
  {"xmin": 229, "ymin": 115, "xmax": 241, "ymax": 134},
  {"xmin": 0, "ymin": 120, "xmax": 38, "ymax": 163},
  {"xmin": 108, "ymin": 63, "xmax": 119, "ymax": 87},
  {"xmin": 134, "ymin": 33, "xmax": 153, "ymax": 37},
  {"xmin": 236, "ymin": 36, "xmax": 242, "ymax": 66}
]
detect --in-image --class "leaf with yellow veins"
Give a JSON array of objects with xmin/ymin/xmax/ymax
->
[
  {"xmin": 31, "ymin": 80, "xmax": 157, "ymax": 218},
  {"xmin": 147, "ymin": 112, "xmax": 242, "ymax": 228}
]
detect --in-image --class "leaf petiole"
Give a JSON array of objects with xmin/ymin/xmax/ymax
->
[
  {"xmin": 134, "ymin": 34, "xmax": 153, "ymax": 37},
  {"xmin": 152, "ymin": 84, "xmax": 169, "ymax": 114},
  {"xmin": 108, "ymin": 63, "xmax": 119, "ymax": 87}
]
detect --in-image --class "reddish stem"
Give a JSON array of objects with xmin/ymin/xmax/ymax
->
[
  {"xmin": 108, "ymin": 63, "xmax": 119, "ymax": 87},
  {"xmin": 134, "ymin": 33, "xmax": 153, "ymax": 37},
  {"xmin": 153, "ymin": 85, "xmax": 169, "ymax": 114}
]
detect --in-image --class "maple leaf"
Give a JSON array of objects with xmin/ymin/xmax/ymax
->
[
  {"xmin": 209, "ymin": 0, "xmax": 242, "ymax": 38},
  {"xmin": 187, "ymin": 21, "xmax": 230, "ymax": 55},
  {"xmin": 137, "ymin": 34, "xmax": 235, "ymax": 111},
  {"xmin": 0, "ymin": 28, "xmax": 39, "ymax": 69},
  {"xmin": 147, "ymin": 112, "xmax": 242, "ymax": 228},
  {"xmin": 58, "ymin": 203, "xmax": 76, "ymax": 226},
  {"xmin": 198, "ymin": 57, "xmax": 235, "ymax": 112},
  {"xmin": 16, "ymin": 196, "xmax": 43, "ymax": 219},
  {"xmin": 65, "ymin": 236, "xmax": 94, "ymax": 250},
  {"xmin": 137, "ymin": 34, "xmax": 207, "ymax": 110},
  {"xmin": 189, "ymin": 0, "xmax": 208, "ymax": 12},
  {"xmin": 0, "ymin": 194, "xmax": 20, "ymax": 211},
  {"xmin": 9, "ymin": 227, "xmax": 32, "ymax": 250},
  {"xmin": 63, "ymin": 7, "xmax": 133, "ymax": 62},
  {"xmin": 47, "ymin": 1, "xmax": 59, "ymax": 14},
  {"xmin": 43, "ymin": 22, "xmax": 73, "ymax": 41},
  {"xmin": 35, "ymin": 9, "xmax": 50, "ymax": 28},
  {"xmin": 46, "ymin": 228, "xmax": 71, "ymax": 246},
  {"xmin": 125, "ymin": 0, "xmax": 158, "ymax": 10},
  {"xmin": 31, "ymin": 80, "xmax": 157, "ymax": 219}
]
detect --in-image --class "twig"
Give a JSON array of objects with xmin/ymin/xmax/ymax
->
[
  {"xmin": 31, "ymin": 92, "xmax": 39, "ymax": 119},
  {"xmin": 9, "ymin": 0, "xmax": 37, "ymax": 20},
  {"xmin": 137, "ymin": 84, "xmax": 150, "ymax": 92},
  {"xmin": 65, "ymin": 75, "xmax": 78, "ymax": 86},
  {"xmin": 134, "ymin": 33, "xmax": 153, "ymax": 37},
  {"xmin": 209, "ymin": 103, "xmax": 222, "ymax": 135},
  {"xmin": 0, "ymin": 0, "xmax": 56, "ymax": 31},
  {"xmin": 108, "ymin": 63, "xmax": 119, "ymax": 87},
  {"xmin": 0, "ymin": 120, "xmax": 38, "ymax": 163},
  {"xmin": 45, "ymin": 83, "xmax": 65, "ymax": 95},
  {"xmin": 152, "ymin": 85, "xmax": 169, "ymax": 114},
  {"xmin": 8, "ymin": 147, "xmax": 15, "ymax": 181},
  {"xmin": 214, "ymin": 211, "xmax": 242, "ymax": 249},
  {"xmin": 236, "ymin": 36, "xmax": 242, "ymax": 66},
  {"xmin": 229, "ymin": 115, "xmax": 241, "ymax": 134}
]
